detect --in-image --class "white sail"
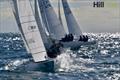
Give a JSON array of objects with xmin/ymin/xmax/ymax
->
[
  {"xmin": 38, "ymin": 0, "xmax": 66, "ymax": 40},
  {"xmin": 12, "ymin": 0, "xmax": 47, "ymax": 62},
  {"xmin": 62, "ymin": 0, "xmax": 82, "ymax": 36},
  {"xmin": 13, "ymin": 11, "xmax": 31, "ymax": 53}
]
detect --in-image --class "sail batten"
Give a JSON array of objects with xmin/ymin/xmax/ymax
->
[
  {"xmin": 12, "ymin": 0, "xmax": 47, "ymax": 62},
  {"xmin": 62, "ymin": 0, "xmax": 82, "ymax": 36}
]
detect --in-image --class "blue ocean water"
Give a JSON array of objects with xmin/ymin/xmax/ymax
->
[{"xmin": 0, "ymin": 33, "xmax": 120, "ymax": 80}]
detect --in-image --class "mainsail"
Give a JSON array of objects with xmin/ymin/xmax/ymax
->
[
  {"xmin": 62, "ymin": 0, "xmax": 82, "ymax": 36},
  {"xmin": 12, "ymin": 0, "xmax": 47, "ymax": 62},
  {"xmin": 38, "ymin": 0, "xmax": 66, "ymax": 40}
]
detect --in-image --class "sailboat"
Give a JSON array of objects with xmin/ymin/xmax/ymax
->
[
  {"xmin": 60, "ymin": 0, "xmax": 96, "ymax": 45},
  {"xmin": 11, "ymin": 0, "xmax": 64, "ymax": 72},
  {"xmin": 10, "ymin": 0, "xmax": 96, "ymax": 72},
  {"xmin": 61, "ymin": 0, "xmax": 83, "ymax": 36}
]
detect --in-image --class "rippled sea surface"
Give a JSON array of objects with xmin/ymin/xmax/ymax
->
[{"xmin": 0, "ymin": 33, "xmax": 120, "ymax": 80}]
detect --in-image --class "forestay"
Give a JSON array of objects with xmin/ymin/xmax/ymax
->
[
  {"xmin": 62, "ymin": 0, "xmax": 82, "ymax": 36},
  {"xmin": 38, "ymin": 0, "xmax": 66, "ymax": 40},
  {"xmin": 12, "ymin": 0, "xmax": 47, "ymax": 62}
]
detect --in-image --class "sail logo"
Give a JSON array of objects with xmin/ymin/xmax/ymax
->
[
  {"xmin": 28, "ymin": 26, "xmax": 36, "ymax": 31},
  {"xmin": 93, "ymin": 1, "xmax": 104, "ymax": 8}
]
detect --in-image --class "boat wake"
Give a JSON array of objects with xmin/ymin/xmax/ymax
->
[{"xmin": 55, "ymin": 49, "xmax": 96, "ymax": 73}]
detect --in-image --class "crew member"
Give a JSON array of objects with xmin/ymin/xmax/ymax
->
[
  {"xmin": 84, "ymin": 35, "xmax": 88, "ymax": 42},
  {"xmin": 47, "ymin": 41, "xmax": 63, "ymax": 58},
  {"xmin": 60, "ymin": 34, "xmax": 74, "ymax": 42},
  {"xmin": 79, "ymin": 35, "xmax": 88, "ymax": 42}
]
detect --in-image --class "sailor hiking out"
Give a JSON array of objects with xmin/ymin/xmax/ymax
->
[{"xmin": 61, "ymin": 0, "xmax": 89, "ymax": 42}]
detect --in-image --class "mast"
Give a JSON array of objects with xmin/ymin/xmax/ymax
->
[
  {"xmin": 62, "ymin": 0, "xmax": 82, "ymax": 36},
  {"xmin": 38, "ymin": 0, "xmax": 66, "ymax": 40},
  {"xmin": 12, "ymin": 0, "xmax": 47, "ymax": 62}
]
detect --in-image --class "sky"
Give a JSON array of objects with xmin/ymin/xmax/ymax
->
[{"xmin": 0, "ymin": 0, "xmax": 120, "ymax": 33}]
